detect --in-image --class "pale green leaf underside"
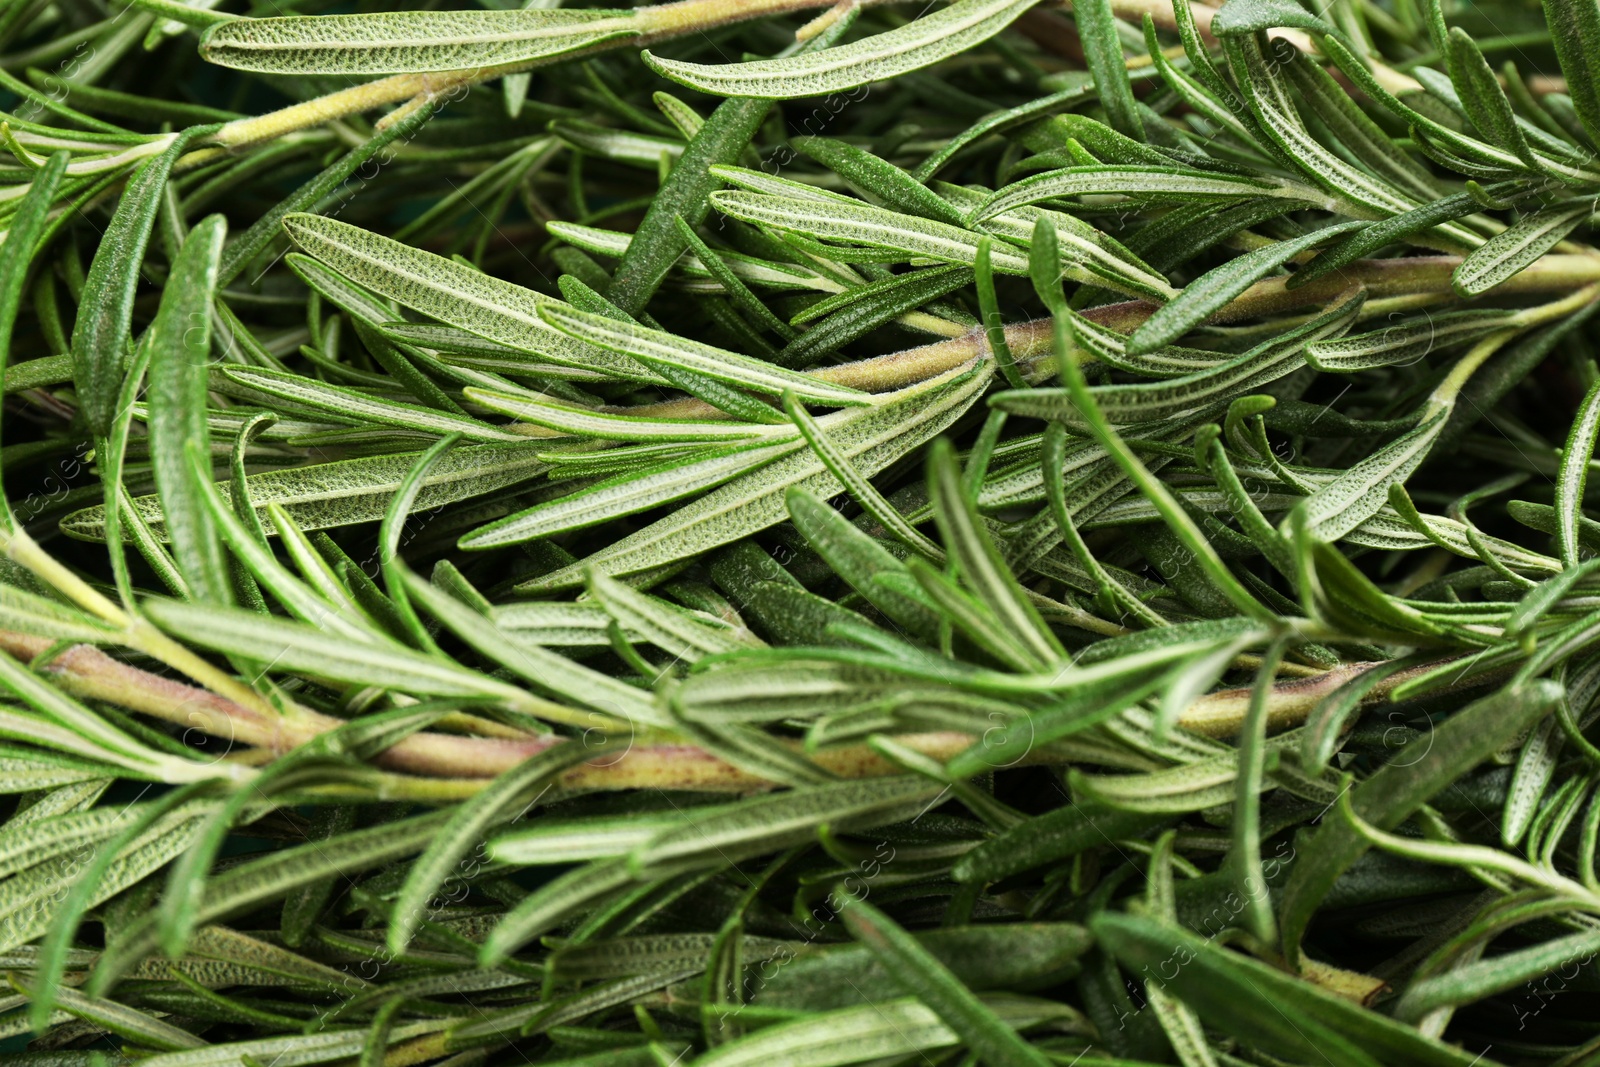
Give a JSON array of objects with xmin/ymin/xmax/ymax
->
[
  {"xmin": 972, "ymin": 166, "xmax": 1334, "ymax": 222},
  {"xmin": 644, "ymin": 0, "xmax": 1040, "ymax": 99},
  {"xmin": 545, "ymin": 220, "xmax": 837, "ymax": 291},
  {"xmin": 511, "ymin": 361, "xmax": 990, "ymax": 588},
  {"xmin": 61, "ymin": 445, "xmax": 550, "ymax": 542},
  {"xmin": 1452, "ymin": 204, "xmax": 1588, "ymax": 296},
  {"xmin": 142, "ymin": 600, "xmax": 539, "ymax": 708},
  {"xmin": 283, "ymin": 214, "xmax": 665, "ymax": 384},
  {"xmin": 463, "ymin": 388, "xmax": 796, "ymax": 442},
  {"xmin": 1294, "ymin": 414, "xmax": 1449, "ymax": 541},
  {"xmin": 461, "ymin": 440, "xmax": 805, "ymax": 547},
  {"xmin": 537, "ymin": 303, "xmax": 868, "ymax": 406},
  {"xmin": 693, "ymin": 995, "xmax": 1074, "ymax": 1067},
  {"xmin": 200, "ymin": 9, "xmax": 635, "ymax": 74}
]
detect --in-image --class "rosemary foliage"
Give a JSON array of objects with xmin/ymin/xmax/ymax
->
[{"xmin": 0, "ymin": 0, "xmax": 1599, "ymax": 1062}]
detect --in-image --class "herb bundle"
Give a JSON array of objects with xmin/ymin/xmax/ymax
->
[{"xmin": 1, "ymin": 0, "xmax": 1599, "ymax": 1062}]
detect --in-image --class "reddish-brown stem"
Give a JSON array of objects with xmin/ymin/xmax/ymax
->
[
  {"xmin": 0, "ymin": 631, "xmax": 974, "ymax": 791},
  {"xmin": 0, "ymin": 631, "xmax": 1465, "ymax": 791},
  {"xmin": 497, "ymin": 254, "xmax": 1600, "ymax": 436},
  {"xmin": 1176, "ymin": 658, "xmax": 1479, "ymax": 737}
]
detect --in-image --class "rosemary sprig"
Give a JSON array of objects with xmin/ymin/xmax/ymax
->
[{"xmin": 0, "ymin": 0, "xmax": 1599, "ymax": 1062}]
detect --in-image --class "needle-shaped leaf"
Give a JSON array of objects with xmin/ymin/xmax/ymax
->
[
  {"xmin": 998, "ymin": 286, "xmax": 1364, "ymax": 426},
  {"xmin": 219, "ymin": 365, "xmax": 522, "ymax": 441},
  {"xmin": 1320, "ymin": 34, "xmax": 1534, "ymax": 175},
  {"xmin": 388, "ymin": 740, "xmax": 596, "ymax": 955},
  {"xmin": 837, "ymin": 896, "xmax": 1053, "ymax": 1067},
  {"xmin": 1276, "ymin": 41, "xmax": 1442, "ymax": 204},
  {"xmin": 1305, "ymin": 308, "xmax": 1513, "ymax": 373},
  {"xmin": 629, "ymin": 775, "xmax": 941, "ymax": 878},
  {"xmin": 156, "ymin": 752, "xmax": 353, "ymax": 961},
  {"xmin": 219, "ymin": 103, "xmax": 437, "ymax": 285},
  {"xmin": 928, "ymin": 438, "xmax": 1063, "ymax": 669},
  {"xmin": 282, "ymin": 214, "xmax": 662, "ymax": 382},
  {"xmin": 511, "ymin": 361, "xmax": 987, "ymax": 589},
  {"xmin": 786, "ymin": 487, "xmax": 942, "ymax": 636},
  {"xmin": 1542, "ymin": 0, "xmax": 1600, "ymax": 144},
  {"xmin": 672, "ymin": 217, "xmax": 800, "ymax": 341},
  {"xmin": 141, "ymin": 598, "xmax": 604, "ymax": 727},
  {"xmin": 1209, "ymin": 0, "xmax": 1344, "ymax": 39},
  {"xmin": 779, "ymin": 266, "xmax": 973, "ymax": 366},
  {"xmin": 400, "ymin": 569, "xmax": 668, "ymax": 728},
  {"xmin": 0, "ymin": 150, "xmax": 68, "ymax": 530},
  {"xmin": 1556, "ymin": 378, "xmax": 1600, "ymax": 569},
  {"xmin": 644, "ymin": 0, "xmax": 1039, "ymax": 98},
  {"xmin": 72, "ymin": 126, "xmax": 213, "ymax": 435},
  {"xmin": 536, "ymin": 303, "xmax": 868, "ymax": 406},
  {"xmin": 1040, "ymin": 284, "xmax": 1274, "ymax": 622},
  {"xmin": 1126, "ymin": 222, "xmax": 1365, "ymax": 355},
  {"xmin": 750, "ymin": 923, "xmax": 1089, "ymax": 1011},
  {"xmin": 713, "ymin": 189, "xmax": 1027, "ymax": 270},
  {"xmin": 490, "ymin": 810, "xmax": 707, "ymax": 864},
  {"xmin": 63, "ymin": 444, "xmax": 551, "ymax": 541},
  {"xmin": 1221, "ymin": 33, "xmax": 1420, "ymax": 219},
  {"xmin": 146, "ymin": 214, "xmax": 230, "ymax": 605},
  {"xmin": 1502, "ymin": 716, "xmax": 1564, "ymax": 846},
  {"xmin": 1278, "ymin": 679, "xmax": 1562, "ymax": 965},
  {"xmin": 786, "ymin": 391, "xmax": 943, "ymax": 561},
  {"xmin": 1073, "ymin": 0, "xmax": 1141, "ymax": 139},
  {"xmin": 1287, "ymin": 190, "xmax": 1494, "ymax": 290},
  {"xmin": 199, "ymin": 8, "xmax": 638, "ymax": 74},
  {"xmin": 464, "ymin": 389, "xmax": 783, "ymax": 442},
  {"xmin": 792, "ymin": 136, "xmax": 967, "ymax": 228},
  {"xmin": 551, "ymin": 217, "xmax": 835, "ymax": 291},
  {"xmin": 1093, "ymin": 911, "xmax": 1489, "ymax": 1067},
  {"xmin": 477, "ymin": 858, "xmax": 635, "ymax": 965},
  {"xmin": 184, "ymin": 450, "xmax": 380, "ymax": 643},
  {"xmin": 1451, "ymin": 203, "xmax": 1589, "ymax": 296},
  {"xmin": 459, "ymin": 441, "xmax": 801, "ymax": 548},
  {"xmin": 1294, "ymin": 413, "xmax": 1448, "ymax": 542},
  {"xmin": 971, "ymin": 165, "xmax": 1332, "ymax": 223},
  {"xmin": 91, "ymin": 810, "xmax": 452, "ymax": 993},
  {"xmin": 29, "ymin": 789, "xmax": 214, "ymax": 1036},
  {"xmin": 1446, "ymin": 27, "xmax": 1538, "ymax": 166},
  {"xmin": 609, "ymin": 96, "xmax": 771, "ymax": 314},
  {"xmin": 588, "ymin": 570, "xmax": 748, "ymax": 662},
  {"xmin": 1395, "ymin": 926, "xmax": 1600, "ymax": 1022},
  {"xmin": 692, "ymin": 995, "xmax": 1076, "ymax": 1067}
]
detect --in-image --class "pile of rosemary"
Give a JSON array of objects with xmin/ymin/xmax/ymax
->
[{"xmin": 2, "ymin": 0, "xmax": 1600, "ymax": 1061}]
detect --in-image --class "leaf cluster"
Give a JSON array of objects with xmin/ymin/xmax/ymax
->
[{"xmin": 0, "ymin": 0, "xmax": 1599, "ymax": 1064}]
